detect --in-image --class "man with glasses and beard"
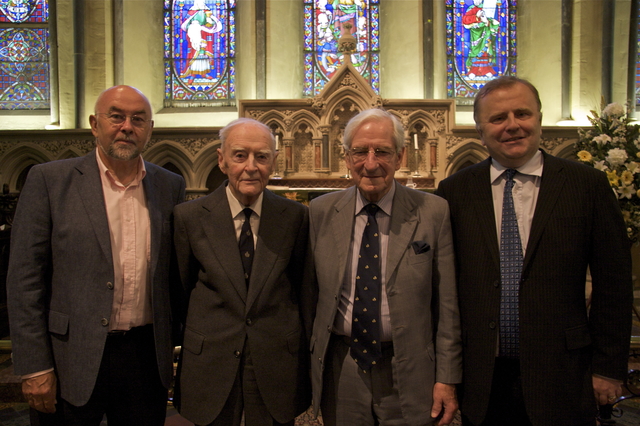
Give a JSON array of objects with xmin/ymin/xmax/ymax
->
[{"xmin": 7, "ymin": 85, "xmax": 185, "ymax": 425}]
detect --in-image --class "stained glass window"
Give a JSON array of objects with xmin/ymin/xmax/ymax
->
[
  {"xmin": 164, "ymin": 0, "xmax": 235, "ymax": 107},
  {"xmin": 0, "ymin": 0, "xmax": 50, "ymax": 110},
  {"xmin": 303, "ymin": 0, "xmax": 379, "ymax": 97},
  {"xmin": 446, "ymin": 0, "xmax": 516, "ymax": 105},
  {"xmin": 636, "ymin": 6, "xmax": 639, "ymax": 106}
]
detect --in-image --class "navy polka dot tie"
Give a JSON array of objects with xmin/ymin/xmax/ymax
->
[
  {"xmin": 351, "ymin": 203, "xmax": 382, "ymax": 372},
  {"xmin": 239, "ymin": 208, "xmax": 254, "ymax": 287},
  {"xmin": 500, "ymin": 169, "xmax": 522, "ymax": 358}
]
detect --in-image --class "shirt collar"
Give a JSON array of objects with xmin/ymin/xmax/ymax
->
[
  {"xmin": 490, "ymin": 150, "xmax": 544, "ymax": 184},
  {"xmin": 355, "ymin": 180, "xmax": 395, "ymax": 217},
  {"xmin": 95, "ymin": 149, "xmax": 146, "ymax": 188},
  {"xmin": 225, "ymin": 183, "xmax": 264, "ymax": 219}
]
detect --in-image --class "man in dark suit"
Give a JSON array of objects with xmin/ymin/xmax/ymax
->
[
  {"xmin": 7, "ymin": 85, "xmax": 186, "ymax": 425},
  {"xmin": 436, "ymin": 76, "xmax": 633, "ymax": 426},
  {"xmin": 173, "ymin": 118, "xmax": 310, "ymax": 426},
  {"xmin": 306, "ymin": 108, "xmax": 462, "ymax": 426}
]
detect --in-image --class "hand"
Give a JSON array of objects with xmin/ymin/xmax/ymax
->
[
  {"xmin": 22, "ymin": 371, "xmax": 57, "ymax": 413},
  {"xmin": 592, "ymin": 375, "xmax": 623, "ymax": 406},
  {"xmin": 431, "ymin": 382, "xmax": 458, "ymax": 425}
]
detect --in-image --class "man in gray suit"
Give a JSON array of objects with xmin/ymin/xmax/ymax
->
[
  {"xmin": 306, "ymin": 108, "xmax": 462, "ymax": 426},
  {"xmin": 173, "ymin": 118, "xmax": 310, "ymax": 426},
  {"xmin": 7, "ymin": 85, "xmax": 186, "ymax": 425},
  {"xmin": 436, "ymin": 76, "xmax": 632, "ymax": 425}
]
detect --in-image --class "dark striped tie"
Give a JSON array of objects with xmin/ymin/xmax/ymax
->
[{"xmin": 238, "ymin": 208, "xmax": 254, "ymax": 287}]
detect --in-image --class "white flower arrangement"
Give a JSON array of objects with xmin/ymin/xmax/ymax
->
[{"xmin": 576, "ymin": 102, "xmax": 640, "ymax": 242}]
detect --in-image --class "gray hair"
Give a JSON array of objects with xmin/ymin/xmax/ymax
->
[
  {"xmin": 219, "ymin": 117, "xmax": 275, "ymax": 151},
  {"xmin": 343, "ymin": 108, "xmax": 405, "ymax": 153}
]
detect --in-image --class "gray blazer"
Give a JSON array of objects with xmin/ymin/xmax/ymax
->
[
  {"xmin": 306, "ymin": 182, "xmax": 462, "ymax": 426},
  {"xmin": 6, "ymin": 150, "xmax": 186, "ymax": 406},
  {"xmin": 173, "ymin": 184, "xmax": 311, "ymax": 425}
]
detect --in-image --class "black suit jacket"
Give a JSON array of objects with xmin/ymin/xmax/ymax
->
[
  {"xmin": 173, "ymin": 184, "xmax": 311, "ymax": 425},
  {"xmin": 436, "ymin": 151, "xmax": 632, "ymax": 425}
]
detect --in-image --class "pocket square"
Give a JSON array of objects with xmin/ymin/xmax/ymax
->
[{"xmin": 411, "ymin": 240, "xmax": 430, "ymax": 255}]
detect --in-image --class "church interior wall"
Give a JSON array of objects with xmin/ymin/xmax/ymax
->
[{"xmin": 0, "ymin": 0, "xmax": 635, "ymax": 195}]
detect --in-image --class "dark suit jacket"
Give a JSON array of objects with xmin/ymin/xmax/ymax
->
[
  {"xmin": 173, "ymin": 184, "xmax": 311, "ymax": 425},
  {"xmin": 306, "ymin": 182, "xmax": 462, "ymax": 426},
  {"xmin": 436, "ymin": 151, "xmax": 633, "ymax": 425},
  {"xmin": 6, "ymin": 150, "xmax": 186, "ymax": 406}
]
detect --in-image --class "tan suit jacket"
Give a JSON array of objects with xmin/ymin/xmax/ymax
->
[{"xmin": 306, "ymin": 182, "xmax": 462, "ymax": 426}]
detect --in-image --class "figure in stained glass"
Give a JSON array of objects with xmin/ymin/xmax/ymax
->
[
  {"xmin": 446, "ymin": 0, "xmax": 516, "ymax": 104},
  {"xmin": 462, "ymin": 0, "xmax": 499, "ymax": 78},
  {"xmin": 304, "ymin": 0, "xmax": 379, "ymax": 97},
  {"xmin": 164, "ymin": 0, "xmax": 235, "ymax": 106},
  {"xmin": 180, "ymin": 0, "xmax": 222, "ymax": 83}
]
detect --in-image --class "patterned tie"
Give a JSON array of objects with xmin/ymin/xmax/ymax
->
[
  {"xmin": 238, "ymin": 208, "xmax": 254, "ymax": 286},
  {"xmin": 351, "ymin": 203, "xmax": 382, "ymax": 372},
  {"xmin": 499, "ymin": 169, "xmax": 522, "ymax": 358}
]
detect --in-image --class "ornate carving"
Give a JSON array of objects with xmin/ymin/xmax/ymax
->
[
  {"xmin": 340, "ymin": 73, "xmax": 360, "ymax": 90},
  {"xmin": 247, "ymin": 110, "xmax": 264, "ymax": 120},
  {"xmin": 541, "ymin": 137, "xmax": 572, "ymax": 151},
  {"xmin": 308, "ymin": 95, "xmax": 326, "ymax": 115},
  {"xmin": 446, "ymin": 136, "xmax": 467, "ymax": 150}
]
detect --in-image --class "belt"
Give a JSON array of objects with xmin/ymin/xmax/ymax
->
[{"xmin": 108, "ymin": 323, "xmax": 152, "ymax": 337}]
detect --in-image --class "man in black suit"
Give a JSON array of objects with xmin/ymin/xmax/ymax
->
[
  {"xmin": 436, "ymin": 76, "xmax": 633, "ymax": 426},
  {"xmin": 174, "ymin": 118, "xmax": 310, "ymax": 426}
]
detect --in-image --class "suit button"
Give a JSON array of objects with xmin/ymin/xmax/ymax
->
[
  {"xmin": 234, "ymin": 350, "xmax": 241, "ymax": 358},
  {"xmin": 334, "ymin": 294, "xmax": 338, "ymax": 300},
  {"xmin": 101, "ymin": 318, "xmax": 109, "ymax": 327},
  {"xmin": 107, "ymin": 282, "xmax": 114, "ymax": 290},
  {"xmin": 246, "ymin": 318, "xmax": 252, "ymax": 326},
  {"xmin": 493, "ymin": 280, "xmax": 499, "ymax": 288},
  {"xmin": 327, "ymin": 325, "xmax": 331, "ymax": 332},
  {"xmin": 489, "ymin": 321, "xmax": 496, "ymax": 329}
]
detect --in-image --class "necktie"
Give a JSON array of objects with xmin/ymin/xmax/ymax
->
[
  {"xmin": 238, "ymin": 208, "xmax": 254, "ymax": 286},
  {"xmin": 351, "ymin": 203, "xmax": 382, "ymax": 372},
  {"xmin": 499, "ymin": 169, "xmax": 522, "ymax": 358}
]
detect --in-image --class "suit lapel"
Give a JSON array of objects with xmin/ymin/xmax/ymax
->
[
  {"xmin": 470, "ymin": 159, "xmax": 500, "ymax": 268},
  {"xmin": 386, "ymin": 183, "xmax": 419, "ymax": 288},
  {"xmin": 74, "ymin": 151, "xmax": 112, "ymax": 265},
  {"xmin": 246, "ymin": 190, "xmax": 286, "ymax": 309},
  {"xmin": 201, "ymin": 185, "xmax": 248, "ymax": 302},
  {"xmin": 330, "ymin": 187, "xmax": 357, "ymax": 289},
  {"xmin": 143, "ymin": 164, "xmax": 162, "ymax": 283},
  {"xmin": 523, "ymin": 152, "xmax": 565, "ymax": 271}
]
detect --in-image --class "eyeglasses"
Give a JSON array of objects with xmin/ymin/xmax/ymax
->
[
  {"xmin": 97, "ymin": 113, "xmax": 150, "ymax": 128},
  {"xmin": 348, "ymin": 147, "xmax": 397, "ymax": 163}
]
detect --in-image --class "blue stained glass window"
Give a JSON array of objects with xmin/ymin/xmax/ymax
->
[
  {"xmin": 446, "ymin": 0, "xmax": 516, "ymax": 105},
  {"xmin": 303, "ymin": 0, "xmax": 379, "ymax": 97},
  {"xmin": 164, "ymin": 0, "xmax": 235, "ymax": 107},
  {"xmin": 0, "ymin": 0, "xmax": 49, "ymax": 110},
  {"xmin": 636, "ymin": 6, "xmax": 639, "ymax": 106}
]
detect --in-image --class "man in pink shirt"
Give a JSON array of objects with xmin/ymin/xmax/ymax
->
[{"xmin": 7, "ymin": 86, "xmax": 185, "ymax": 425}]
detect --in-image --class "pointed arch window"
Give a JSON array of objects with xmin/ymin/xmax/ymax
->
[
  {"xmin": 303, "ymin": 0, "xmax": 379, "ymax": 97},
  {"xmin": 446, "ymin": 0, "xmax": 517, "ymax": 105},
  {"xmin": 164, "ymin": 0, "xmax": 236, "ymax": 107},
  {"xmin": 0, "ymin": 0, "xmax": 50, "ymax": 110}
]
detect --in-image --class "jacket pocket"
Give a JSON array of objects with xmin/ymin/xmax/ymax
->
[
  {"xmin": 47, "ymin": 310, "xmax": 69, "ymax": 336},
  {"xmin": 183, "ymin": 327, "xmax": 205, "ymax": 355},
  {"xmin": 565, "ymin": 323, "xmax": 592, "ymax": 351}
]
